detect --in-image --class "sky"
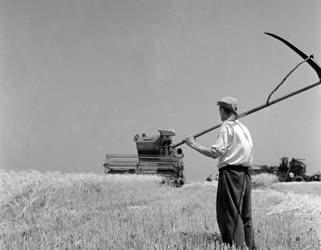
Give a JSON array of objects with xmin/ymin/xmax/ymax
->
[{"xmin": 0, "ymin": 0, "xmax": 320, "ymax": 181}]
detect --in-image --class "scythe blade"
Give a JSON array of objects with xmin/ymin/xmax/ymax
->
[{"xmin": 264, "ymin": 32, "xmax": 321, "ymax": 80}]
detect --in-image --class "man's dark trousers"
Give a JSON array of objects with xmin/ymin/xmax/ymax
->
[{"xmin": 216, "ymin": 165, "xmax": 256, "ymax": 249}]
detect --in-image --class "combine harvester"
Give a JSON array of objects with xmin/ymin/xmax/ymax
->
[
  {"xmin": 103, "ymin": 129, "xmax": 185, "ymax": 187},
  {"xmin": 251, "ymin": 157, "xmax": 321, "ymax": 182}
]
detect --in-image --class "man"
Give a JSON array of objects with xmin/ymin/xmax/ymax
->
[{"xmin": 184, "ymin": 96, "xmax": 256, "ymax": 249}]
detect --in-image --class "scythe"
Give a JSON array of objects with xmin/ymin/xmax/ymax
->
[{"xmin": 173, "ymin": 32, "xmax": 321, "ymax": 148}]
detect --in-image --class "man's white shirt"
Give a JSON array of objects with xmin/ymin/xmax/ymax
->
[{"xmin": 211, "ymin": 120, "xmax": 253, "ymax": 169}]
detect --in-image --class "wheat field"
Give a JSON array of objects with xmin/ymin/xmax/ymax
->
[{"xmin": 0, "ymin": 170, "xmax": 320, "ymax": 249}]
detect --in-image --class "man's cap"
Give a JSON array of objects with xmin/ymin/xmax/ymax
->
[{"xmin": 217, "ymin": 96, "xmax": 238, "ymax": 116}]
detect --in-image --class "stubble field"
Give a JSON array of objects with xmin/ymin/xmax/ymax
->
[{"xmin": 0, "ymin": 170, "xmax": 320, "ymax": 249}]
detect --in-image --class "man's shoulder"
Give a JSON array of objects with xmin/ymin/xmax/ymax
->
[
  {"xmin": 234, "ymin": 119, "xmax": 246, "ymax": 126},
  {"xmin": 221, "ymin": 121, "xmax": 232, "ymax": 128},
  {"xmin": 220, "ymin": 121, "xmax": 235, "ymax": 134},
  {"xmin": 222, "ymin": 120, "xmax": 238, "ymax": 129},
  {"xmin": 221, "ymin": 120, "xmax": 250, "ymax": 132},
  {"xmin": 235, "ymin": 120, "xmax": 252, "ymax": 134}
]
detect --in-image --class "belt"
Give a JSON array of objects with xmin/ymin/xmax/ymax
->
[{"xmin": 219, "ymin": 164, "xmax": 250, "ymax": 173}]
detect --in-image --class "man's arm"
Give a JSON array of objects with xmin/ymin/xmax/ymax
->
[
  {"xmin": 184, "ymin": 136, "xmax": 219, "ymax": 159},
  {"xmin": 184, "ymin": 125, "xmax": 228, "ymax": 159}
]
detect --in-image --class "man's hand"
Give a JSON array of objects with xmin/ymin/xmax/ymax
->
[
  {"xmin": 184, "ymin": 135, "xmax": 196, "ymax": 147},
  {"xmin": 184, "ymin": 135, "xmax": 218, "ymax": 159}
]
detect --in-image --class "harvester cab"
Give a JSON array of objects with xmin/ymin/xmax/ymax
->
[
  {"xmin": 277, "ymin": 157, "xmax": 308, "ymax": 182},
  {"xmin": 103, "ymin": 129, "xmax": 185, "ymax": 187}
]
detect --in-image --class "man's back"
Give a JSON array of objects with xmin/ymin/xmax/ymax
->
[{"xmin": 216, "ymin": 120, "xmax": 253, "ymax": 168}]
